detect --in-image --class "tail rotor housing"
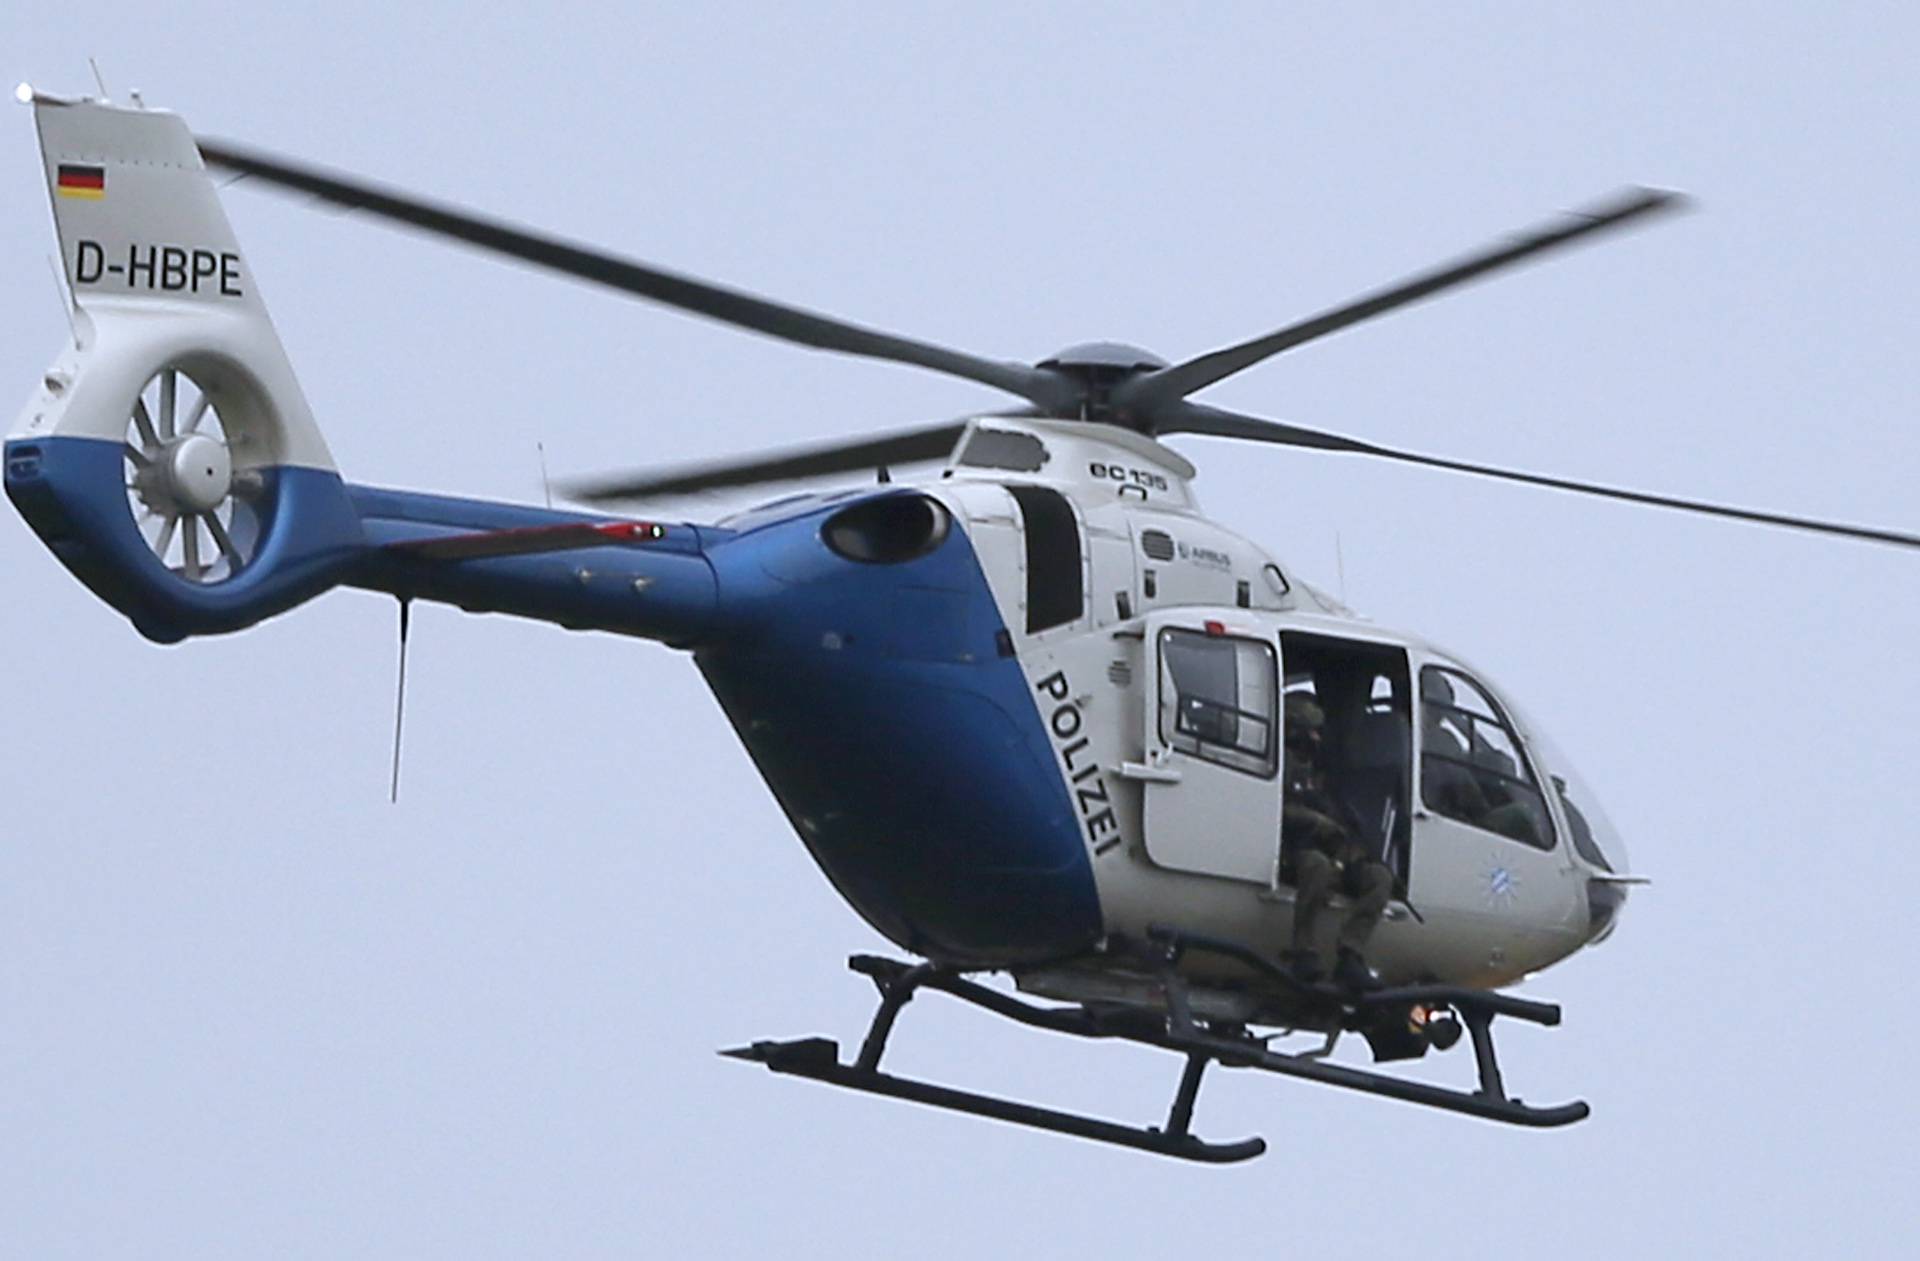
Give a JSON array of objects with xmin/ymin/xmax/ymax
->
[{"xmin": 5, "ymin": 94, "xmax": 364, "ymax": 641}]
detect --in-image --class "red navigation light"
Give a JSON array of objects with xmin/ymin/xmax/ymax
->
[{"xmin": 598, "ymin": 522, "xmax": 666, "ymax": 543}]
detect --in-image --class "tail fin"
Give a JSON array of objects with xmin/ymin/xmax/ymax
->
[{"xmin": 6, "ymin": 93, "xmax": 361, "ymax": 641}]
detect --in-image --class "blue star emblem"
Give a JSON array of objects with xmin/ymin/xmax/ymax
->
[{"xmin": 1485, "ymin": 861, "xmax": 1520, "ymax": 907}]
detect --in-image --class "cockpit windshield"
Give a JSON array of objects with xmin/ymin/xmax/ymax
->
[{"xmin": 1517, "ymin": 718, "xmax": 1629, "ymax": 874}]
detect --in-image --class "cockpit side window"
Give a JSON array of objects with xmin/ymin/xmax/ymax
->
[
  {"xmin": 1157, "ymin": 629, "xmax": 1278, "ymax": 777},
  {"xmin": 1419, "ymin": 666, "xmax": 1556, "ymax": 851},
  {"xmin": 958, "ymin": 428, "xmax": 1049, "ymax": 473}
]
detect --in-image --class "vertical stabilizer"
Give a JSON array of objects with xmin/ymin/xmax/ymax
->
[
  {"xmin": 15, "ymin": 93, "xmax": 334, "ymax": 469},
  {"xmin": 6, "ymin": 93, "xmax": 360, "ymax": 641}
]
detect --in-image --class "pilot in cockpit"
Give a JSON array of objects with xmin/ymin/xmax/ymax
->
[{"xmin": 1281, "ymin": 693, "xmax": 1394, "ymax": 991}]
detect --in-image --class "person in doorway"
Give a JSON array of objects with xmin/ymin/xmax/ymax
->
[{"xmin": 1281, "ymin": 693, "xmax": 1394, "ymax": 991}]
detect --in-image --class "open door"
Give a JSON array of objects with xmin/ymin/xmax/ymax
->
[
  {"xmin": 1277, "ymin": 632, "xmax": 1415, "ymax": 891},
  {"xmin": 1139, "ymin": 613, "xmax": 1282, "ymax": 883}
]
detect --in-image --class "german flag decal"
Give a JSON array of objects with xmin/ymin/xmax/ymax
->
[{"xmin": 57, "ymin": 163, "xmax": 106, "ymax": 200}]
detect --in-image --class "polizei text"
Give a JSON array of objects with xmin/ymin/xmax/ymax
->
[{"xmin": 1035, "ymin": 669, "xmax": 1122, "ymax": 856}]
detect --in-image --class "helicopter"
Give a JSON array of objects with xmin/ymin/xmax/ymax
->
[{"xmin": 9, "ymin": 88, "xmax": 1919, "ymax": 1164}]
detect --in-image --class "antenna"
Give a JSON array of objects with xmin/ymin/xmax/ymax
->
[
  {"xmin": 389, "ymin": 598, "xmax": 412, "ymax": 803},
  {"xmin": 46, "ymin": 254, "xmax": 76, "ymax": 338},
  {"xmin": 537, "ymin": 442, "xmax": 553, "ymax": 509},
  {"xmin": 86, "ymin": 58, "xmax": 108, "ymax": 99},
  {"xmin": 1334, "ymin": 532, "xmax": 1347, "ymax": 603}
]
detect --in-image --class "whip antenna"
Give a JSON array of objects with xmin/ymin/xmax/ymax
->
[{"xmin": 390, "ymin": 598, "xmax": 412, "ymax": 803}]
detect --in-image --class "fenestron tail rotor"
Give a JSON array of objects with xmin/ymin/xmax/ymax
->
[{"xmin": 123, "ymin": 368, "xmax": 260, "ymax": 582}]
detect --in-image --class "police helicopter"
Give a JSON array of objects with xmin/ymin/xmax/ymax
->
[{"xmin": 11, "ymin": 88, "xmax": 1919, "ymax": 1164}]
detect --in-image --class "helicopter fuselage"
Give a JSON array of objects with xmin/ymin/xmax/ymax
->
[
  {"xmin": 675, "ymin": 417, "xmax": 1628, "ymax": 994},
  {"xmin": 331, "ymin": 417, "xmax": 1630, "ymax": 996},
  {"xmin": 8, "ymin": 389, "xmax": 1626, "ymax": 1002},
  {"xmin": 4, "ymin": 97, "xmax": 1633, "ymax": 1015}
]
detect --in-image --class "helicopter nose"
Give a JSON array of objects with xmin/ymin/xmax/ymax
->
[{"xmin": 1584, "ymin": 878, "xmax": 1628, "ymax": 945}]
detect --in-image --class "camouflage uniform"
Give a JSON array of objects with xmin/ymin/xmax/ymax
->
[{"xmin": 1283, "ymin": 700, "xmax": 1394, "ymax": 963}]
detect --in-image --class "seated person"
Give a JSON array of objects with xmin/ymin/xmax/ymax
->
[
  {"xmin": 1421, "ymin": 674, "xmax": 1494, "ymax": 826},
  {"xmin": 1280, "ymin": 694, "xmax": 1394, "ymax": 990},
  {"xmin": 1481, "ymin": 792, "xmax": 1547, "ymax": 846}
]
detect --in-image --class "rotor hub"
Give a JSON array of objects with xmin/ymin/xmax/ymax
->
[
  {"xmin": 1031, "ymin": 343, "xmax": 1170, "ymax": 427},
  {"xmin": 1035, "ymin": 341, "xmax": 1168, "ymax": 376},
  {"xmin": 164, "ymin": 432, "xmax": 233, "ymax": 514}
]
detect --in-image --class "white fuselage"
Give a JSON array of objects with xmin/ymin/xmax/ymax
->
[{"xmin": 922, "ymin": 416, "xmax": 1624, "ymax": 993}]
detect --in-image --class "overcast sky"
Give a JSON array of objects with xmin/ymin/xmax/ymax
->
[{"xmin": 3, "ymin": 4, "xmax": 1916, "ymax": 1258}]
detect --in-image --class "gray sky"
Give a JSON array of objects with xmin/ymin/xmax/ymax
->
[{"xmin": 3, "ymin": 4, "xmax": 1916, "ymax": 1257}]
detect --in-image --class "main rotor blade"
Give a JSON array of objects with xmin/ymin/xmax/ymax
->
[
  {"xmin": 196, "ymin": 138, "xmax": 1073, "ymax": 412},
  {"xmin": 1164, "ymin": 402, "xmax": 1920, "ymax": 551},
  {"xmin": 565, "ymin": 421, "xmax": 970, "ymax": 504},
  {"xmin": 1117, "ymin": 188, "xmax": 1689, "ymax": 417}
]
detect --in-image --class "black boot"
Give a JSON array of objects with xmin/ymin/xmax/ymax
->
[
  {"xmin": 1334, "ymin": 947, "xmax": 1380, "ymax": 993},
  {"xmin": 1283, "ymin": 950, "xmax": 1324, "ymax": 986}
]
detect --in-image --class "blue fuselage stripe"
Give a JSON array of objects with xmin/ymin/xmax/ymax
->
[
  {"xmin": 6, "ymin": 443, "xmax": 1102, "ymax": 963},
  {"xmin": 694, "ymin": 493, "xmax": 1102, "ymax": 964}
]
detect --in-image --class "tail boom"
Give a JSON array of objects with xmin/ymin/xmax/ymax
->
[
  {"xmin": 7, "ymin": 93, "xmax": 720, "ymax": 647},
  {"xmin": 345, "ymin": 486, "xmax": 721, "ymax": 645}
]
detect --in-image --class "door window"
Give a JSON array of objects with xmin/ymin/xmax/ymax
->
[
  {"xmin": 1419, "ymin": 667, "xmax": 1555, "ymax": 850},
  {"xmin": 1009, "ymin": 485, "xmax": 1083, "ymax": 633},
  {"xmin": 1157, "ymin": 629, "xmax": 1278, "ymax": 777}
]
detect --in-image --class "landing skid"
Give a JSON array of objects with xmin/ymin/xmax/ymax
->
[
  {"xmin": 723, "ymin": 932, "xmax": 1588, "ymax": 1163},
  {"xmin": 725, "ymin": 1034, "xmax": 1264, "ymax": 1163}
]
